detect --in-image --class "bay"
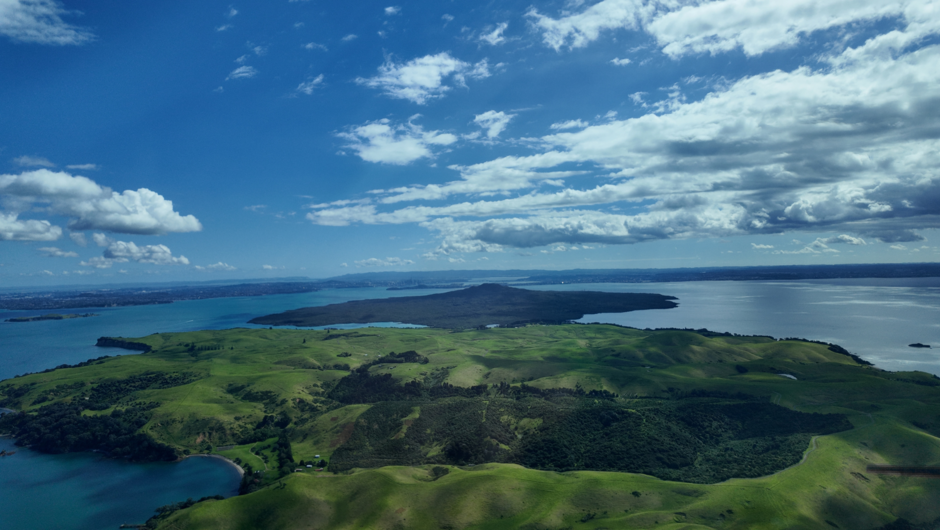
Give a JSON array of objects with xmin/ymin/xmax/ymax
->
[
  {"xmin": 0, "ymin": 436, "xmax": 240, "ymax": 530},
  {"xmin": 1, "ymin": 278, "xmax": 939, "ymax": 530}
]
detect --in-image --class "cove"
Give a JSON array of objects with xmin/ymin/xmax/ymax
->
[{"xmin": 0, "ymin": 436, "xmax": 240, "ymax": 530}]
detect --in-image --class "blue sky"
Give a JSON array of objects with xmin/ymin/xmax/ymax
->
[{"xmin": 2, "ymin": 0, "xmax": 939, "ymax": 286}]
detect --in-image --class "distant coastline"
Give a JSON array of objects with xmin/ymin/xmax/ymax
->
[{"xmin": 5, "ymin": 313, "xmax": 98, "ymax": 323}]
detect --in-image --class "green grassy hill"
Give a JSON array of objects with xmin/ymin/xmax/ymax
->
[{"xmin": 2, "ymin": 324, "xmax": 939, "ymax": 529}]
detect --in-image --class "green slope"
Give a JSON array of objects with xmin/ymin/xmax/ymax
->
[{"xmin": 1, "ymin": 324, "xmax": 939, "ymax": 529}]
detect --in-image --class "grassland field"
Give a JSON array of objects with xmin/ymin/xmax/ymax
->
[{"xmin": 2, "ymin": 324, "xmax": 940, "ymax": 529}]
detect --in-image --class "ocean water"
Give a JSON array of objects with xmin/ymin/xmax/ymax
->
[
  {"xmin": 0, "ymin": 436, "xmax": 240, "ymax": 530},
  {"xmin": 558, "ymin": 278, "xmax": 940, "ymax": 376},
  {"xmin": 1, "ymin": 279, "xmax": 939, "ymax": 529}
]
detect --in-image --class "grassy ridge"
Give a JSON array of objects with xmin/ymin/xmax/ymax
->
[{"xmin": 2, "ymin": 324, "xmax": 939, "ymax": 528}]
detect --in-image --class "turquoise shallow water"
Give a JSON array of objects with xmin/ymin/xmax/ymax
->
[{"xmin": 1, "ymin": 279, "xmax": 939, "ymax": 529}]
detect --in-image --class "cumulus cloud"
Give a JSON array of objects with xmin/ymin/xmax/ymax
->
[
  {"xmin": 296, "ymin": 74, "xmax": 324, "ymax": 95},
  {"xmin": 0, "ymin": 169, "xmax": 201, "ymax": 240},
  {"xmin": 308, "ymin": 8, "xmax": 940, "ymax": 256},
  {"xmin": 479, "ymin": 22, "xmax": 508, "ymax": 45},
  {"xmin": 528, "ymin": 0, "xmax": 924, "ymax": 59},
  {"xmin": 384, "ymin": 6, "xmax": 400, "ymax": 15},
  {"xmin": 66, "ymin": 163, "xmax": 98, "ymax": 170},
  {"xmin": 226, "ymin": 65, "xmax": 257, "ymax": 80},
  {"xmin": 303, "ymin": 42, "xmax": 327, "ymax": 51},
  {"xmin": 819, "ymin": 234, "xmax": 867, "ymax": 245},
  {"xmin": 195, "ymin": 261, "xmax": 236, "ymax": 271},
  {"xmin": 648, "ymin": 0, "xmax": 907, "ymax": 58},
  {"xmin": 341, "ymin": 34, "xmax": 357, "ymax": 41},
  {"xmin": 355, "ymin": 52, "xmax": 491, "ymax": 104},
  {"xmin": 751, "ymin": 243, "xmax": 774, "ymax": 249},
  {"xmin": 473, "ymin": 110, "xmax": 515, "ymax": 139},
  {"xmin": 69, "ymin": 231, "xmax": 86, "ymax": 246},
  {"xmin": 0, "ymin": 212, "xmax": 61, "ymax": 241},
  {"xmin": 81, "ymin": 238, "xmax": 189, "ymax": 268},
  {"xmin": 0, "ymin": 0, "xmax": 94, "ymax": 45},
  {"xmin": 354, "ymin": 257, "xmax": 414, "ymax": 267},
  {"xmin": 336, "ymin": 117, "xmax": 457, "ymax": 165},
  {"xmin": 610, "ymin": 57, "xmax": 632, "ymax": 66},
  {"xmin": 104, "ymin": 239, "xmax": 189, "ymax": 265},
  {"xmin": 37, "ymin": 246, "xmax": 76, "ymax": 257}
]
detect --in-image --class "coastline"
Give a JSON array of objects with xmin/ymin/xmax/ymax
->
[{"xmin": 182, "ymin": 453, "xmax": 245, "ymax": 477}]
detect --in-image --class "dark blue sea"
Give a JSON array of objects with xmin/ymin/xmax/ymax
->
[{"xmin": 1, "ymin": 278, "xmax": 938, "ymax": 529}]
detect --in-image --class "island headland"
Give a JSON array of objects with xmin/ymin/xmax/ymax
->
[
  {"xmin": 249, "ymin": 283, "xmax": 678, "ymax": 329},
  {"xmin": 5, "ymin": 313, "xmax": 98, "ymax": 323}
]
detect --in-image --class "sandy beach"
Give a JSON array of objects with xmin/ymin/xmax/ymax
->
[{"xmin": 183, "ymin": 453, "xmax": 245, "ymax": 477}]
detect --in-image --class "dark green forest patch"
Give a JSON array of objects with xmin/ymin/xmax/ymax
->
[{"xmin": 325, "ymin": 371, "xmax": 851, "ymax": 483}]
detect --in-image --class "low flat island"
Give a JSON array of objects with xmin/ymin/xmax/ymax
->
[
  {"xmin": 5, "ymin": 313, "xmax": 98, "ymax": 323},
  {"xmin": 249, "ymin": 283, "xmax": 678, "ymax": 329}
]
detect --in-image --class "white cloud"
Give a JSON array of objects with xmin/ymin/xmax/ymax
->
[
  {"xmin": 296, "ymin": 74, "xmax": 324, "ymax": 95},
  {"xmin": 442, "ymin": 14, "xmax": 454, "ymax": 23},
  {"xmin": 528, "ymin": 0, "xmax": 928, "ymax": 60},
  {"xmin": 341, "ymin": 34, "xmax": 357, "ymax": 41},
  {"xmin": 227, "ymin": 7, "xmax": 238, "ymax": 18},
  {"xmin": 340, "ymin": 262, "xmax": 348, "ymax": 267},
  {"xmin": 92, "ymin": 232, "xmax": 109, "ymax": 246},
  {"xmin": 0, "ymin": 0, "xmax": 94, "ymax": 45},
  {"xmin": 384, "ymin": 6, "xmax": 400, "ymax": 15},
  {"xmin": 0, "ymin": 212, "xmax": 61, "ymax": 241},
  {"xmin": 751, "ymin": 243, "xmax": 774, "ymax": 249},
  {"xmin": 226, "ymin": 65, "xmax": 257, "ymax": 80},
  {"xmin": 354, "ymin": 257, "xmax": 414, "ymax": 267},
  {"xmin": 308, "ymin": 11, "xmax": 940, "ymax": 255},
  {"xmin": 473, "ymin": 110, "xmax": 515, "ymax": 139},
  {"xmin": 69, "ymin": 231, "xmax": 86, "ymax": 246},
  {"xmin": 610, "ymin": 57, "xmax": 632, "ymax": 66},
  {"xmin": 216, "ymin": 24, "xmax": 233, "ymax": 32},
  {"xmin": 526, "ymin": 0, "xmax": 650, "ymax": 51},
  {"xmin": 479, "ymin": 22, "xmax": 508, "ymax": 46},
  {"xmin": 0, "ymin": 169, "xmax": 201, "ymax": 238},
  {"xmin": 890, "ymin": 244, "xmax": 908, "ymax": 250},
  {"xmin": 649, "ymin": 0, "xmax": 909, "ymax": 58},
  {"xmin": 37, "ymin": 246, "xmax": 77, "ymax": 257},
  {"xmin": 80, "ymin": 256, "xmax": 112, "ymax": 268},
  {"xmin": 262, "ymin": 264, "xmax": 274, "ymax": 270},
  {"xmin": 196, "ymin": 261, "xmax": 236, "ymax": 271},
  {"xmin": 303, "ymin": 42, "xmax": 327, "ymax": 51},
  {"xmin": 336, "ymin": 117, "xmax": 457, "ymax": 165},
  {"xmin": 550, "ymin": 119, "xmax": 589, "ymax": 130},
  {"xmin": 13, "ymin": 155, "xmax": 54, "ymax": 167},
  {"xmin": 81, "ymin": 239, "xmax": 189, "ymax": 268},
  {"xmin": 820, "ymin": 234, "xmax": 867, "ymax": 245},
  {"xmin": 106, "ymin": 239, "xmax": 190, "ymax": 265},
  {"xmin": 355, "ymin": 52, "xmax": 491, "ymax": 104},
  {"xmin": 66, "ymin": 163, "xmax": 98, "ymax": 170}
]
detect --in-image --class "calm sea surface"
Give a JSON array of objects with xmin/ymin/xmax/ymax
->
[{"xmin": 1, "ymin": 278, "xmax": 938, "ymax": 529}]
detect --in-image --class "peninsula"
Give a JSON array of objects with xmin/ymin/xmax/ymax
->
[
  {"xmin": 2, "ymin": 324, "xmax": 938, "ymax": 529},
  {"xmin": 249, "ymin": 283, "xmax": 678, "ymax": 329}
]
